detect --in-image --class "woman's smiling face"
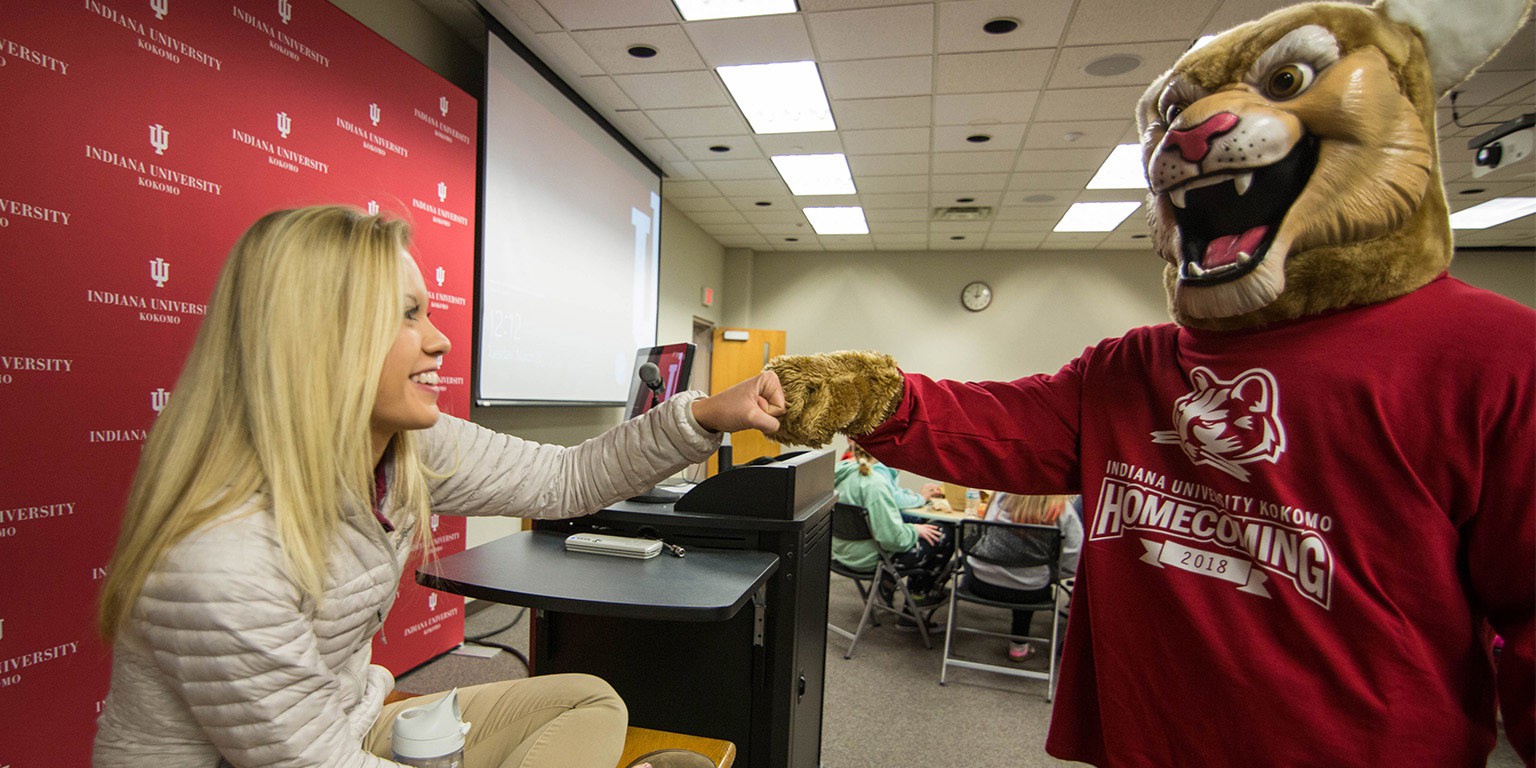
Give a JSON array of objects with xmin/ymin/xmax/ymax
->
[{"xmin": 370, "ymin": 253, "xmax": 451, "ymax": 457}]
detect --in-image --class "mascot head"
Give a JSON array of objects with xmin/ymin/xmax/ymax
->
[{"xmin": 1137, "ymin": 0, "xmax": 1531, "ymax": 329}]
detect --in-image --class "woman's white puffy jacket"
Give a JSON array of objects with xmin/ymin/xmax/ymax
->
[{"xmin": 93, "ymin": 395, "xmax": 719, "ymax": 768}]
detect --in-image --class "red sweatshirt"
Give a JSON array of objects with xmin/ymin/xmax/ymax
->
[{"xmin": 859, "ymin": 275, "xmax": 1534, "ymax": 767}]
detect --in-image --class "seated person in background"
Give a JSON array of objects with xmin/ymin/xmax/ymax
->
[
  {"xmin": 962, "ymin": 493, "xmax": 1083, "ymax": 662},
  {"xmin": 839, "ymin": 447, "xmax": 943, "ymax": 509},
  {"xmin": 833, "ymin": 443, "xmax": 955, "ymax": 608},
  {"xmin": 92, "ymin": 205, "xmax": 786, "ymax": 768}
]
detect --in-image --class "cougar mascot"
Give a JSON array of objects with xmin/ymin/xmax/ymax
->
[{"xmin": 768, "ymin": 0, "xmax": 1533, "ymax": 765}]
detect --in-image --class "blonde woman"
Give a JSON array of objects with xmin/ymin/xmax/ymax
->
[
  {"xmin": 964, "ymin": 493, "xmax": 1083, "ymax": 662},
  {"xmin": 93, "ymin": 206, "xmax": 785, "ymax": 768}
]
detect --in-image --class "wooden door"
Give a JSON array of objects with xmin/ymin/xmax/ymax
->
[{"xmin": 708, "ymin": 327, "xmax": 786, "ymax": 474}]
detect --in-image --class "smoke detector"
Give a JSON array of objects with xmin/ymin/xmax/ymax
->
[{"xmin": 932, "ymin": 205, "xmax": 993, "ymax": 222}]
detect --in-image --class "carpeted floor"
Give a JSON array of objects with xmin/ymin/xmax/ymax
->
[{"xmin": 397, "ymin": 586, "xmax": 1524, "ymax": 768}]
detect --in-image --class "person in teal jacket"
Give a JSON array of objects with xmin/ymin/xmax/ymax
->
[{"xmin": 833, "ymin": 443, "xmax": 954, "ymax": 605}]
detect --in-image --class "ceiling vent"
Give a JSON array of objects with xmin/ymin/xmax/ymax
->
[{"xmin": 932, "ymin": 205, "xmax": 994, "ymax": 222}]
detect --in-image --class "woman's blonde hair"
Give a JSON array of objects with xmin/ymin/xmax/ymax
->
[
  {"xmin": 99, "ymin": 205, "xmax": 435, "ymax": 640},
  {"xmin": 995, "ymin": 494, "xmax": 1072, "ymax": 525},
  {"xmin": 848, "ymin": 442, "xmax": 877, "ymax": 476}
]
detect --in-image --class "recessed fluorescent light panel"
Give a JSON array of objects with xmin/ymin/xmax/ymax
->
[
  {"xmin": 1054, "ymin": 201, "xmax": 1142, "ymax": 232},
  {"xmin": 771, "ymin": 153, "xmax": 856, "ymax": 195},
  {"xmin": 1087, "ymin": 144, "xmax": 1149, "ymax": 189},
  {"xmin": 673, "ymin": 0, "xmax": 798, "ymax": 21},
  {"xmin": 1449, "ymin": 197, "xmax": 1536, "ymax": 229},
  {"xmin": 717, "ymin": 61, "xmax": 835, "ymax": 134},
  {"xmin": 803, "ymin": 206, "xmax": 869, "ymax": 235}
]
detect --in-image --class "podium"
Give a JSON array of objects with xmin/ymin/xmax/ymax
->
[{"xmin": 528, "ymin": 449, "xmax": 834, "ymax": 768}]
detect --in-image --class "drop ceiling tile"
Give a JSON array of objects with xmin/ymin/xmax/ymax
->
[
  {"xmin": 1048, "ymin": 41, "xmax": 1191, "ymax": 90},
  {"xmin": 1006, "ymin": 168, "xmax": 1094, "ymax": 192},
  {"xmin": 863, "ymin": 207, "xmax": 928, "ymax": 222},
  {"xmin": 684, "ymin": 14, "xmax": 816, "ymax": 67},
  {"xmin": 673, "ymin": 196, "xmax": 740, "ymax": 212},
  {"xmin": 692, "ymin": 157, "xmax": 778, "ymax": 179},
  {"xmin": 936, "ymin": 0, "xmax": 1075, "ymax": 52},
  {"xmin": 606, "ymin": 110, "xmax": 664, "ymax": 141},
  {"xmin": 645, "ymin": 106, "xmax": 750, "ymax": 137},
  {"xmin": 1034, "ymin": 85, "xmax": 1148, "ymax": 121},
  {"xmin": 755, "ymin": 219, "xmax": 814, "ymax": 233},
  {"xmin": 1065, "ymin": 0, "xmax": 1219, "ymax": 46},
  {"xmin": 799, "ymin": 0, "xmax": 927, "ymax": 9},
  {"xmin": 841, "ymin": 127, "xmax": 931, "ymax": 154},
  {"xmin": 684, "ymin": 209, "xmax": 749, "ymax": 224},
  {"xmin": 660, "ymin": 159, "xmax": 704, "ymax": 179},
  {"xmin": 930, "ymin": 150, "xmax": 1017, "ymax": 174},
  {"xmin": 931, "ymin": 173, "xmax": 1010, "ymax": 192},
  {"xmin": 831, "ymin": 96, "xmax": 933, "ymax": 129},
  {"xmin": 794, "ymin": 194, "xmax": 864, "ymax": 207},
  {"xmin": 929, "ymin": 220, "xmax": 990, "ymax": 234},
  {"xmin": 640, "ymin": 138, "xmax": 687, "ymax": 163},
  {"xmin": 806, "ymin": 4, "xmax": 935, "ymax": 61},
  {"xmin": 728, "ymin": 196, "xmax": 795, "ymax": 212},
  {"xmin": 933, "ymin": 92, "xmax": 1038, "ymax": 126},
  {"xmin": 701, "ymin": 223, "xmax": 761, "ymax": 235},
  {"xmin": 753, "ymin": 132, "xmax": 847, "ymax": 156},
  {"xmin": 933, "ymin": 125, "xmax": 1026, "ymax": 153},
  {"xmin": 745, "ymin": 210, "xmax": 813, "ymax": 225},
  {"xmin": 984, "ymin": 232, "xmax": 1046, "ymax": 248},
  {"xmin": 1014, "ymin": 146, "xmax": 1114, "ymax": 172},
  {"xmin": 929, "ymin": 190, "xmax": 1002, "ymax": 206},
  {"xmin": 821, "ymin": 57, "xmax": 935, "ymax": 100},
  {"xmin": 847, "ymin": 153, "xmax": 931, "ymax": 176},
  {"xmin": 822, "ymin": 235, "xmax": 876, "ymax": 250},
  {"xmin": 571, "ymin": 25, "xmax": 706, "ymax": 74},
  {"xmin": 1447, "ymin": 70, "xmax": 1535, "ymax": 108},
  {"xmin": 1022, "ymin": 119, "xmax": 1134, "ymax": 150},
  {"xmin": 533, "ymin": 0, "xmax": 681, "ymax": 30},
  {"xmin": 1097, "ymin": 231, "xmax": 1156, "ymax": 250},
  {"xmin": 530, "ymin": 31, "xmax": 606, "ymax": 76},
  {"xmin": 1075, "ymin": 188, "xmax": 1150, "ymax": 203},
  {"xmin": 768, "ymin": 236, "xmax": 823, "ymax": 250},
  {"xmin": 675, "ymin": 135, "xmax": 763, "ymax": 160},
  {"xmin": 1041, "ymin": 232, "xmax": 1112, "ymax": 249},
  {"xmin": 929, "ymin": 234, "xmax": 980, "ymax": 248},
  {"xmin": 715, "ymin": 234, "xmax": 773, "ymax": 248},
  {"xmin": 858, "ymin": 175, "xmax": 931, "ymax": 193},
  {"xmin": 860, "ymin": 191, "xmax": 931, "ymax": 208},
  {"xmin": 661, "ymin": 179, "xmax": 721, "ymax": 198},
  {"xmin": 935, "ymin": 49, "xmax": 1054, "ymax": 94},
  {"xmin": 612, "ymin": 71, "xmax": 730, "ymax": 109},
  {"xmin": 713, "ymin": 178, "xmax": 793, "ymax": 196},
  {"xmin": 574, "ymin": 76, "xmax": 639, "ymax": 110},
  {"xmin": 867, "ymin": 221, "xmax": 929, "ymax": 233},
  {"xmin": 989, "ymin": 217, "xmax": 1057, "ymax": 232}
]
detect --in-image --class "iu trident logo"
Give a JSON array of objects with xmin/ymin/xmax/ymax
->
[
  {"xmin": 369, "ymin": 103, "xmax": 380, "ymax": 126},
  {"xmin": 276, "ymin": 111, "xmax": 292, "ymax": 139},
  {"xmin": 435, "ymin": 266, "xmax": 445, "ymax": 287},
  {"xmin": 150, "ymin": 0, "xmax": 168, "ymax": 20},
  {"xmin": 151, "ymin": 388, "xmax": 171, "ymax": 414},
  {"xmin": 437, "ymin": 182, "xmax": 447, "ymax": 202},
  {"xmin": 149, "ymin": 257, "xmax": 170, "ymax": 288},
  {"xmin": 278, "ymin": 0, "xmax": 292, "ymax": 24},
  {"xmin": 439, "ymin": 96, "xmax": 449, "ymax": 117},
  {"xmin": 427, "ymin": 592, "xmax": 438, "ymax": 612},
  {"xmin": 149, "ymin": 123, "xmax": 169, "ymax": 155},
  {"xmin": 366, "ymin": 200, "xmax": 379, "ymax": 215}
]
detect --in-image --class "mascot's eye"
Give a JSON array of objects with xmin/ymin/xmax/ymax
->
[
  {"xmin": 1163, "ymin": 103, "xmax": 1184, "ymax": 124},
  {"xmin": 1264, "ymin": 63, "xmax": 1314, "ymax": 99}
]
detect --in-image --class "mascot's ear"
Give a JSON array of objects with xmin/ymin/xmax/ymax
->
[{"xmin": 1379, "ymin": 0, "xmax": 1533, "ymax": 95}]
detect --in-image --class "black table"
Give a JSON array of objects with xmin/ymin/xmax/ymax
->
[{"xmin": 417, "ymin": 530, "xmax": 780, "ymax": 622}]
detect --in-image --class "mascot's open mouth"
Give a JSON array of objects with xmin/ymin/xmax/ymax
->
[{"xmin": 1169, "ymin": 135, "xmax": 1319, "ymax": 285}]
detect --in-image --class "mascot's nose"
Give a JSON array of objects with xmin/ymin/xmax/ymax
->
[{"xmin": 1164, "ymin": 112, "xmax": 1240, "ymax": 163}]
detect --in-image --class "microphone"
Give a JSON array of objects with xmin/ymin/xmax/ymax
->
[{"xmin": 638, "ymin": 362, "xmax": 664, "ymax": 409}]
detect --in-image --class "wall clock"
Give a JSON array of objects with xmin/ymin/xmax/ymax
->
[{"xmin": 961, "ymin": 281, "xmax": 992, "ymax": 312}]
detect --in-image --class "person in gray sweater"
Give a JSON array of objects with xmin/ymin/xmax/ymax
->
[{"xmin": 93, "ymin": 205, "xmax": 786, "ymax": 768}]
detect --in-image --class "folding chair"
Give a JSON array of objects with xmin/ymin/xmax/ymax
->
[
  {"xmin": 826, "ymin": 503, "xmax": 941, "ymax": 657},
  {"xmin": 939, "ymin": 518, "xmax": 1066, "ymax": 700}
]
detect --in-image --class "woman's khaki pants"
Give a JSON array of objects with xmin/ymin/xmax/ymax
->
[{"xmin": 366, "ymin": 673, "xmax": 627, "ymax": 768}]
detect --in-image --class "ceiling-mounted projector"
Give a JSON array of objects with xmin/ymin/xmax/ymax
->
[{"xmin": 1469, "ymin": 113, "xmax": 1534, "ymax": 178}]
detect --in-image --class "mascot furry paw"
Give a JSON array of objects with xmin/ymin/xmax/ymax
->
[{"xmin": 771, "ymin": 0, "xmax": 1534, "ymax": 765}]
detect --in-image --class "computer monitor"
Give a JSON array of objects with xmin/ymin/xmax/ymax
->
[{"xmin": 623, "ymin": 343, "xmax": 696, "ymax": 420}]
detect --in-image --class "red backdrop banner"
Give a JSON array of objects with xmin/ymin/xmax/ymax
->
[{"xmin": 1, "ymin": 2, "xmax": 478, "ymax": 763}]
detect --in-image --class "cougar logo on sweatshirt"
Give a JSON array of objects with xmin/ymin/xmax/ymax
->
[{"xmin": 1152, "ymin": 367, "xmax": 1286, "ymax": 481}]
